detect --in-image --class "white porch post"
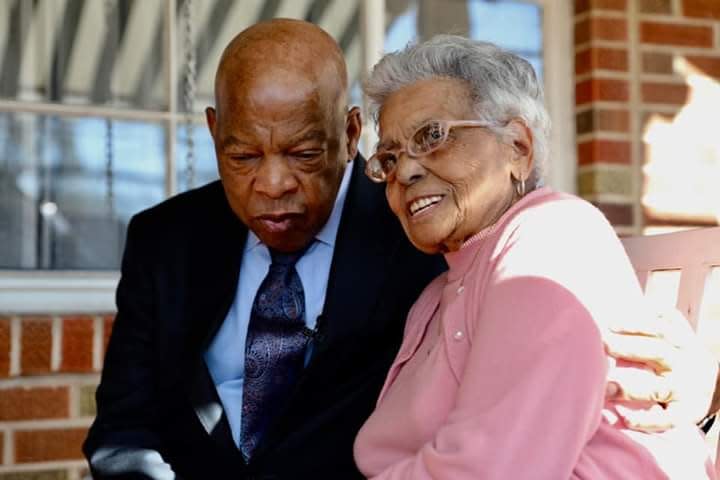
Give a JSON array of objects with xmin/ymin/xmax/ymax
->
[
  {"xmin": 165, "ymin": 0, "xmax": 178, "ymax": 198},
  {"xmin": 541, "ymin": 0, "xmax": 577, "ymax": 194},
  {"xmin": 360, "ymin": 0, "xmax": 385, "ymax": 157}
]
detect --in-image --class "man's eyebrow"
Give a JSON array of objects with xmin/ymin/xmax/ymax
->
[
  {"xmin": 220, "ymin": 135, "xmax": 252, "ymax": 149},
  {"xmin": 289, "ymin": 129, "xmax": 327, "ymax": 145}
]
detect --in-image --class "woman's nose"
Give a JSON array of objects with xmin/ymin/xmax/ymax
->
[{"xmin": 394, "ymin": 152, "xmax": 426, "ymax": 186}]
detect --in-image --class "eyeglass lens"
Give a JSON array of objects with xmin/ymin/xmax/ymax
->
[{"xmin": 409, "ymin": 121, "xmax": 447, "ymax": 156}]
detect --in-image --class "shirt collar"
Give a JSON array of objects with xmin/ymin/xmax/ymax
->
[
  {"xmin": 245, "ymin": 161, "xmax": 354, "ymax": 252},
  {"xmin": 315, "ymin": 160, "xmax": 353, "ymax": 247}
]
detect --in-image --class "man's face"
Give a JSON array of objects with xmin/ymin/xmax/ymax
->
[{"xmin": 207, "ymin": 72, "xmax": 360, "ymax": 252}]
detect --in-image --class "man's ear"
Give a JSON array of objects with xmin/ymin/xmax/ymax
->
[
  {"xmin": 206, "ymin": 106, "xmax": 217, "ymax": 139},
  {"xmin": 506, "ymin": 119, "xmax": 534, "ymax": 181},
  {"xmin": 345, "ymin": 106, "xmax": 362, "ymax": 161}
]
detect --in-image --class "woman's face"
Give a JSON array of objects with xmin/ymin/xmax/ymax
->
[{"xmin": 379, "ymin": 78, "xmax": 523, "ymax": 254}]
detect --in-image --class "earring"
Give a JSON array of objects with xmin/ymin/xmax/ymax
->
[{"xmin": 514, "ymin": 174, "xmax": 526, "ymax": 197}]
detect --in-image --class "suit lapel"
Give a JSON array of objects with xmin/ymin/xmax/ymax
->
[
  {"xmin": 316, "ymin": 158, "xmax": 398, "ymax": 354},
  {"xmin": 186, "ymin": 181, "xmax": 247, "ymax": 350},
  {"xmin": 184, "ymin": 181, "xmax": 247, "ymax": 455},
  {"xmin": 187, "ymin": 357, "xmax": 238, "ymax": 456}
]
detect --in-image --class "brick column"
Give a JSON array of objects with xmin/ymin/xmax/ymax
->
[
  {"xmin": 574, "ymin": 0, "xmax": 720, "ymax": 232},
  {"xmin": 574, "ymin": 0, "xmax": 635, "ymax": 231}
]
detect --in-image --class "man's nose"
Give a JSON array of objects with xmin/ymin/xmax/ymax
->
[
  {"xmin": 253, "ymin": 155, "xmax": 299, "ymax": 198},
  {"xmin": 394, "ymin": 152, "xmax": 426, "ymax": 186}
]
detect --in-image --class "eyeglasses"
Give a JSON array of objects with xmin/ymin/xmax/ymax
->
[{"xmin": 364, "ymin": 119, "xmax": 494, "ymax": 183}]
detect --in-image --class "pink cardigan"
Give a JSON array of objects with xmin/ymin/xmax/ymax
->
[{"xmin": 354, "ymin": 188, "xmax": 714, "ymax": 479}]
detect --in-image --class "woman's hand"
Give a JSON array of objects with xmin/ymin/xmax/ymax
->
[{"xmin": 604, "ymin": 307, "xmax": 719, "ymax": 431}]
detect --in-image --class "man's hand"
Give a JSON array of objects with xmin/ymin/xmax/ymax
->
[{"xmin": 603, "ymin": 308, "xmax": 719, "ymax": 432}]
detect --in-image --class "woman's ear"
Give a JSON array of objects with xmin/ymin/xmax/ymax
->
[{"xmin": 506, "ymin": 119, "xmax": 534, "ymax": 181}]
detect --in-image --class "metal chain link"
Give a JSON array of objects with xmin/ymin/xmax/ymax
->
[
  {"xmin": 182, "ymin": 0, "xmax": 197, "ymax": 189},
  {"xmin": 105, "ymin": 117, "xmax": 114, "ymax": 213},
  {"xmin": 104, "ymin": 0, "xmax": 116, "ymax": 214}
]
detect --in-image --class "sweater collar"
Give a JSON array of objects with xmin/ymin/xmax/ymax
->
[{"xmin": 443, "ymin": 187, "xmax": 552, "ymax": 277}]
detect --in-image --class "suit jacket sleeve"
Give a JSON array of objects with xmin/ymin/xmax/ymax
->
[{"xmin": 83, "ymin": 214, "xmax": 178, "ymax": 480}]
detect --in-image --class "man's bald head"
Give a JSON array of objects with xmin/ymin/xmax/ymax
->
[
  {"xmin": 214, "ymin": 19, "xmax": 348, "ymax": 114},
  {"xmin": 205, "ymin": 19, "xmax": 362, "ymax": 253}
]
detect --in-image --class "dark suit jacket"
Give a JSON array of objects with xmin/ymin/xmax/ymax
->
[{"xmin": 83, "ymin": 159, "xmax": 446, "ymax": 479}]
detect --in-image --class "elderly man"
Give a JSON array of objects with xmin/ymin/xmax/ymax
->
[{"xmin": 84, "ymin": 19, "xmax": 719, "ymax": 480}]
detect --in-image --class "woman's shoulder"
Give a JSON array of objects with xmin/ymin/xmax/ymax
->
[
  {"xmin": 491, "ymin": 188, "xmax": 645, "ymax": 328},
  {"xmin": 487, "ymin": 187, "xmax": 637, "ymax": 295},
  {"xmin": 504, "ymin": 188, "xmax": 618, "ymax": 249},
  {"xmin": 516, "ymin": 188, "xmax": 608, "ymax": 225}
]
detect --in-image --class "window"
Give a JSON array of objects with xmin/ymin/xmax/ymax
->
[
  {"xmin": 384, "ymin": 0, "xmax": 543, "ymax": 77},
  {"xmin": 0, "ymin": 112, "xmax": 165, "ymax": 269},
  {"xmin": 0, "ymin": 0, "xmax": 363, "ymax": 271}
]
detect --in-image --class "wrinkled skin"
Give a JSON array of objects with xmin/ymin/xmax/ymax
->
[
  {"xmin": 206, "ymin": 19, "xmax": 361, "ymax": 253},
  {"xmin": 379, "ymin": 78, "xmax": 532, "ymax": 254}
]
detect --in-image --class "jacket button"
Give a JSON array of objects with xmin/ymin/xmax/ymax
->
[
  {"xmin": 453, "ymin": 330, "xmax": 464, "ymax": 341},
  {"xmin": 456, "ymin": 285, "xmax": 465, "ymax": 294}
]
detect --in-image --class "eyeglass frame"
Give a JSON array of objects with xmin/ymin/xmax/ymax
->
[{"xmin": 364, "ymin": 119, "xmax": 498, "ymax": 183}]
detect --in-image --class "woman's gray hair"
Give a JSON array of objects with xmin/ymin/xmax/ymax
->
[{"xmin": 364, "ymin": 35, "xmax": 551, "ymax": 186}]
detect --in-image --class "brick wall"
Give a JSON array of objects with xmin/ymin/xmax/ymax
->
[
  {"xmin": 574, "ymin": 0, "xmax": 720, "ymax": 233},
  {"xmin": 0, "ymin": 315, "xmax": 113, "ymax": 479}
]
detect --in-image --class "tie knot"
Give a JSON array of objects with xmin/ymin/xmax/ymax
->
[{"xmin": 269, "ymin": 249, "xmax": 303, "ymax": 267}]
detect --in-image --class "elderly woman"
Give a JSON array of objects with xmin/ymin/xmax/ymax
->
[{"xmin": 353, "ymin": 36, "xmax": 714, "ymax": 479}]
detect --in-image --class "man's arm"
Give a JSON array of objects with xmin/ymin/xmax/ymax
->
[
  {"xmin": 604, "ymin": 307, "xmax": 720, "ymax": 431},
  {"xmin": 83, "ymin": 215, "xmax": 177, "ymax": 479}
]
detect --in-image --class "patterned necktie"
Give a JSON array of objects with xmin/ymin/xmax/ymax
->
[{"xmin": 240, "ymin": 248, "xmax": 309, "ymax": 460}]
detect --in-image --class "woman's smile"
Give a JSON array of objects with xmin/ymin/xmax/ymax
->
[{"xmin": 408, "ymin": 194, "xmax": 445, "ymax": 218}]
